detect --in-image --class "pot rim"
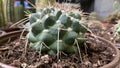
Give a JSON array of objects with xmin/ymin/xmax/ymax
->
[
  {"xmin": 96, "ymin": 36, "xmax": 120, "ymax": 68},
  {"xmin": 0, "ymin": 62, "xmax": 16, "ymax": 68}
]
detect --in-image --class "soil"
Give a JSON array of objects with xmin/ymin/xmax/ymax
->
[
  {"xmin": 0, "ymin": 20, "xmax": 119, "ymax": 68},
  {"xmin": 0, "ymin": 34, "xmax": 115, "ymax": 68}
]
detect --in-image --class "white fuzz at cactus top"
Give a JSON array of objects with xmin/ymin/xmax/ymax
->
[
  {"xmin": 57, "ymin": 40, "xmax": 63, "ymax": 42},
  {"xmin": 67, "ymin": 27, "xmax": 73, "ymax": 32},
  {"xmin": 56, "ymin": 20, "xmax": 61, "ymax": 24},
  {"xmin": 29, "ymin": 14, "xmax": 32, "ymax": 18},
  {"xmin": 36, "ymin": 19, "xmax": 41, "ymax": 22},
  {"xmin": 45, "ymin": 14, "xmax": 49, "ymax": 18},
  {"xmin": 70, "ymin": 17, "xmax": 74, "ymax": 20},
  {"xmin": 43, "ymin": 29, "xmax": 49, "ymax": 33},
  {"xmin": 71, "ymin": 17, "xmax": 79, "ymax": 22},
  {"xmin": 37, "ymin": 12, "xmax": 41, "ymax": 15},
  {"xmin": 56, "ymin": 20, "xmax": 64, "ymax": 28},
  {"xmin": 61, "ymin": 10, "xmax": 65, "ymax": 13}
]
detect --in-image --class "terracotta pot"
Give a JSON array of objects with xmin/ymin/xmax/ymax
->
[
  {"xmin": 101, "ymin": 22, "xmax": 115, "ymax": 29},
  {"xmin": 0, "ymin": 30, "xmax": 119, "ymax": 68},
  {"xmin": 0, "ymin": 30, "xmax": 27, "ymax": 45},
  {"xmin": 0, "ymin": 28, "xmax": 23, "ymax": 33},
  {"xmin": 0, "ymin": 62, "xmax": 16, "ymax": 68},
  {"xmin": 95, "ymin": 36, "xmax": 120, "ymax": 68},
  {"xmin": 0, "ymin": 30, "xmax": 27, "ymax": 68}
]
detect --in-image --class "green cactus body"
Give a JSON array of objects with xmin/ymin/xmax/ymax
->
[
  {"xmin": 36, "ymin": 29, "xmax": 55, "ymax": 45},
  {"xmin": 26, "ymin": 7, "xmax": 87, "ymax": 55},
  {"xmin": 42, "ymin": 15, "xmax": 56, "ymax": 29},
  {"xmin": 50, "ymin": 40, "xmax": 68, "ymax": 51},
  {"xmin": 6, "ymin": 0, "xmax": 14, "ymax": 22},
  {"xmin": 71, "ymin": 20, "xmax": 81, "ymax": 33},
  {"xmin": 0, "ymin": 0, "xmax": 6, "ymax": 26},
  {"xmin": 63, "ymin": 30, "xmax": 78, "ymax": 45},
  {"xmin": 65, "ymin": 45, "xmax": 77, "ymax": 53},
  {"xmin": 49, "ymin": 23, "xmax": 66, "ymax": 39},
  {"xmin": 26, "ymin": 31, "xmax": 38, "ymax": 43},
  {"xmin": 14, "ymin": 5, "xmax": 24, "ymax": 22},
  {"xmin": 31, "ymin": 22, "xmax": 44, "ymax": 35}
]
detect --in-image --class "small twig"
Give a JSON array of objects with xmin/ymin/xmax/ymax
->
[
  {"xmin": 0, "ymin": 47, "xmax": 9, "ymax": 51},
  {"xmin": 7, "ymin": 38, "xmax": 11, "ymax": 43},
  {"xmin": 39, "ymin": 42, "xmax": 43, "ymax": 58},
  {"xmin": 20, "ymin": 28, "xmax": 26, "ymax": 40},
  {"xmin": 111, "ymin": 31, "xmax": 118, "ymax": 43},
  {"xmin": 0, "ymin": 62, "xmax": 16, "ymax": 68},
  {"xmin": 18, "ymin": 19, "xmax": 29, "ymax": 26},
  {"xmin": 84, "ymin": 42, "xmax": 88, "ymax": 56},
  {"xmin": 42, "ymin": 42, "xmax": 50, "ymax": 49},
  {"xmin": 24, "ymin": 39, "xmax": 28, "ymax": 56},
  {"xmin": 61, "ymin": 52, "xmax": 68, "ymax": 56},
  {"xmin": 9, "ymin": 17, "xmax": 29, "ymax": 28},
  {"xmin": 26, "ymin": 0, "xmax": 37, "ymax": 9},
  {"xmin": 57, "ymin": 27, "xmax": 60, "ymax": 60}
]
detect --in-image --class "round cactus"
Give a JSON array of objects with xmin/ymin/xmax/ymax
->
[{"xmin": 26, "ymin": 7, "xmax": 88, "ymax": 55}]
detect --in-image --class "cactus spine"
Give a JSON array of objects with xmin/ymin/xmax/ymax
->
[
  {"xmin": 26, "ymin": 7, "xmax": 87, "ymax": 55},
  {"xmin": 36, "ymin": 0, "xmax": 56, "ymax": 11}
]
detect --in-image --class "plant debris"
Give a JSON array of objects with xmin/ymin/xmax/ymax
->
[{"xmin": 0, "ymin": 35, "xmax": 115, "ymax": 68}]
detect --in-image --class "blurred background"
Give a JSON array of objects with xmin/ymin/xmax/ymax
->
[{"xmin": 0, "ymin": 0, "xmax": 120, "ymax": 27}]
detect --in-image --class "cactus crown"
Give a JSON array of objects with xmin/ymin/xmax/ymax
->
[{"xmin": 26, "ymin": 7, "xmax": 87, "ymax": 55}]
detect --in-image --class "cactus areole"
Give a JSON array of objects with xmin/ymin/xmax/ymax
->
[{"xmin": 26, "ymin": 7, "xmax": 87, "ymax": 55}]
